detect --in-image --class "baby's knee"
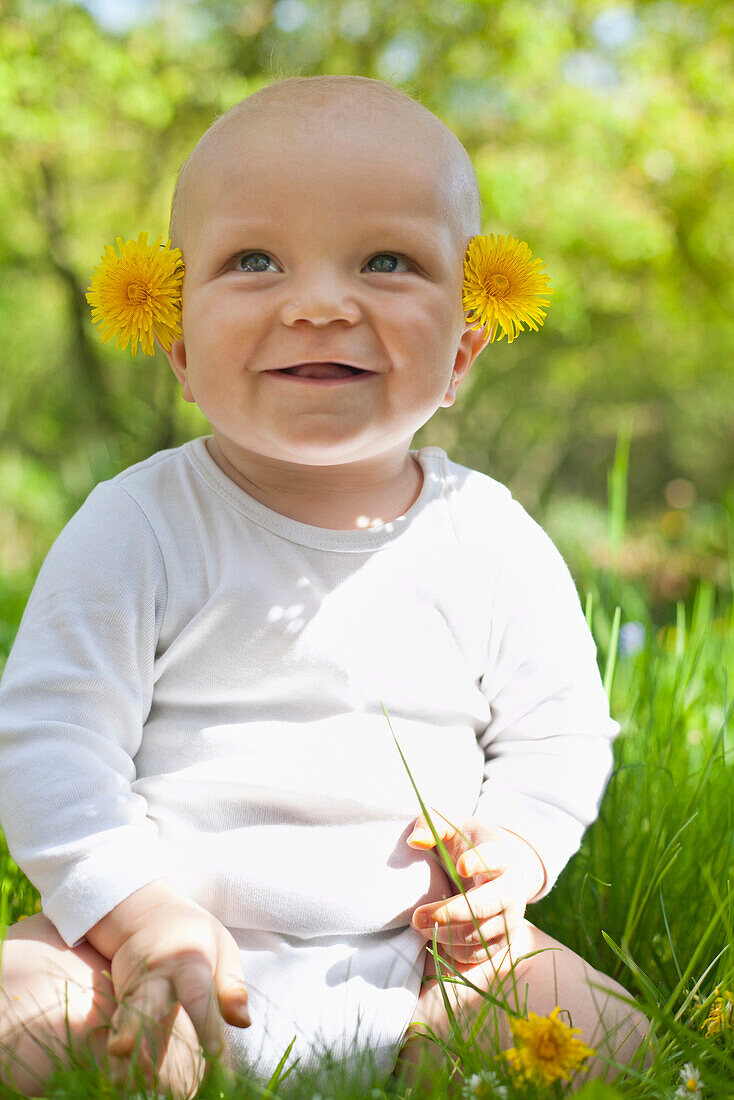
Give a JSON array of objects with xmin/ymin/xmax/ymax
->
[
  {"xmin": 0, "ymin": 914, "xmax": 205, "ymax": 1098},
  {"xmin": 496, "ymin": 926, "xmax": 654, "ymax": 1084},
  {"xmin": 0, "ymin": 913, "xmax": 116, "ymax": 1094},
  {"xmin": 607, "ymin": 999, "xmax": 655, "ymax": 1074},
  {"xmin": 0, "ymin": 912, "xmax": 116, "ymax": 1033},
  {"xmin": 577, "ymin": 966, "xmax": 655, "ymax": 1083}
]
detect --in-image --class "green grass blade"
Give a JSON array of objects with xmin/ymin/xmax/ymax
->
[
  {"xmin": 603, "ymin": 604, "xmax": 621, "ymax": 698},
  {"xmin": 380, "ymin": 701, "xmax": 469, "ymax": 901},
  {"xmin": 600, "ymin": 930, "xmax": 660, "ymax": 1005},
  {"xmin": 659, "ymin": 882, "xmax": 733, "ymax": 1014}
]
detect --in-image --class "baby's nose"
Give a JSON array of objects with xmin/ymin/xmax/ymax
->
[{"xmin": 279, "ymin": 272, "xmax": 362, "ymax": 327}]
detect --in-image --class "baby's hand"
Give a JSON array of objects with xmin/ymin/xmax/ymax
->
[
  {"xmin": 104, "ymin": 894, "xmax": 251, "ymax": 1088},
  {"xmin": 407, "ymin": 810, "xmax": 546, "ymax": 965}
]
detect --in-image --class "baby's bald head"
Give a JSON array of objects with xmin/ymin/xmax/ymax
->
[{"xmin": 168, "ymin": 75, "xmax": 481, "ymax": 260}]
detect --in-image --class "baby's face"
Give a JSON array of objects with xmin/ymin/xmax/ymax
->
[{"xmin": 164, "ymin": 107, "xmax": 488, "ymax": 470}]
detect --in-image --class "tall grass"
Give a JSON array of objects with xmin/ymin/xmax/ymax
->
[{"xmin": 0, "ymin": 430, "xmax": 731, "ymax": 1098}]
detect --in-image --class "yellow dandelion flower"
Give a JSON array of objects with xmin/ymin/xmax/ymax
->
[
  {"xmin": 701, "ymin": 986, "xmax": 734, "ymax": 1037},
  {"xmin": 501, "ymin": 1006, "xmax": 595, "ymax": 1086},
  {"xmin": 462, "ymin": 233, "xmax": 553, "ymax": 344},
  {"xmin": 86, "ymin": 232, "xmax": 185, "ymax": 357}
]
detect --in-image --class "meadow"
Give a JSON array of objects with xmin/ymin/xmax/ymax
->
[
  {"xmin": 0, "ymin": 441, "xmax": 731, "ymax": 1100},
  {"xmin": 2, "ymin": 0, "xmax": 733, "ymax": 1094}
]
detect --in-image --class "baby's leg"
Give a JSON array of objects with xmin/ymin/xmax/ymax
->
[
  {"xmin": 0, "ymin": 912, "xmax": 205, "ymax": 1098},
  {"xmin": 394, "ymin": 919, "xmax": 654, "ymax": 1093}
]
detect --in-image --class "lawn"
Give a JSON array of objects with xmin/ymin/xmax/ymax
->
[{"xmin": 1, "ymin": 466, "xmax": 731, "ymax": 1100}]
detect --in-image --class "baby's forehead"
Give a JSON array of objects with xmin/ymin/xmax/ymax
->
[
  {"xmin": 172, "ymin": 90, "xmax": 478, "ymax": 257},
  {"xmin": 202, "ymin": 111, "xmax": 445, "ymax": 187},
  {"xmin": 190, "ymin": 125, "xmax": 457, "ymax": 231}
]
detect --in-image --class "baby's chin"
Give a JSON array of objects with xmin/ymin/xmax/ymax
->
[{"xmin": 214, "ymin": 431, "xmax": 410, "ymax": 468}]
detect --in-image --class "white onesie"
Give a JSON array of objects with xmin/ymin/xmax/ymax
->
[{"xmin": 0, "ymin": 437, "xmax": 620, "ymax": 1085}]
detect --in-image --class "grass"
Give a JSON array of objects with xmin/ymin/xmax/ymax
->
[{"xmin": 0, "ymin": 432, "xmax": 732, "ymax": 1099}]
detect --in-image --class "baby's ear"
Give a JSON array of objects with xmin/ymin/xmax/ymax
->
[
  {"xmin": 453, "ymin": 322, "xmax": 490, "ymax": 383},
  {"xmin": 160, "ymin": 338, "xmax": 195, "ymax": 402},
  {"xmin": 466, "ymin": 320, "xmax": 492, "ymax": 354}
]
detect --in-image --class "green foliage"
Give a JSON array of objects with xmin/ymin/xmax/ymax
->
[
  {"xmin": 571, "ymin": 1084, "xmax": 625, "ymax": 1099},
  {"xmin": 0, "ymin": 0, "xmax": 732, "ymax": 516},
  {"xmin": 1, "ymin": 0, "xmax": 732, "ymax": 627},
  {"xmin": 0, "ymin": 2, "xmax": 733, "ymax": 1096}
]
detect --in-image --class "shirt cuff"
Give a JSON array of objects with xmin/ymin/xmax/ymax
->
[
  {"xmin": 472, "ymin": 789, "xmax": 586, "ymax": 902},
  {"xmin": 41, "ymin": 837, "xmax": 175, "ymax": 949}
]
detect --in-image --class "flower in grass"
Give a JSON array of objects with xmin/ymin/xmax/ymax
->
[
  {"xmin": 86, "ymin": 232, "xmax": 185, "ymax": 356},
  {"xmin": 461, "ymin": 1067, "xmax": 509, "ymax": 1099},
  {"xmin": 462, "ymin": 233, "xmax": 553, "ymax": 345},
  {"xmin": 674, "ymin": 1061, "xmax": 704, "ymax": 1095},
  {"xmin": 701, "ymin": 986, "xmax": 733, "ymax": 1037},
  {"xmin": 501, "ymin": 1006, "xmax": 595, "ymax": 1086},
  {"xmin": 618, "ymin": 620, "xmax": 646, "ymax": 657}
]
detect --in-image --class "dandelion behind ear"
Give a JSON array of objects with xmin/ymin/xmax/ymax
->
[
  {"xmin": 462, "ymin": 233, "xmax": 553, "ymax": 344},
  {"xmin": 86, "ymin": 232, "xmax": 185, "ymax": 357}
]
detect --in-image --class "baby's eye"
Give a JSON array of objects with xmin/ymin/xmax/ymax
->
[
  {"xmin": 365, "ymin": 253, "xmax": 411, "ymax": 274},
  {"xmin": 231, "ymin": 251, "xmax": 412, "ymax": 274},
  {"xmin": 234, "ymin": 252, "xmax": 279, "ymax": 273}
]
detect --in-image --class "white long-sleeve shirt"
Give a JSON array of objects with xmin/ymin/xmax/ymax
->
[{"xmin": 0, "ymin": 436, "xmax": 620, "ymax": 1082}]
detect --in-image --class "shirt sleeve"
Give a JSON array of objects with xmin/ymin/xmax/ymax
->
[
  {"xmin": 0, "ymin": 482, "xmax": 172, "ymax": 948},
  {"xmin": 474, "ymin": 497, "xmax": 620, "ymax": 902}
]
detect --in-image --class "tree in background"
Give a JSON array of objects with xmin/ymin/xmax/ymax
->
[{"xmin": 0, "ymin": 0, "xmax": 732, "ymax": 620}]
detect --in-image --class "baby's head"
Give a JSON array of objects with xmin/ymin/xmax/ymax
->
[{"xmin": 162, "ymin": 75, "xmax": 490, "ymax": 476}]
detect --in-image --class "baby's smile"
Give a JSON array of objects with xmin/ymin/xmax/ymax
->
[{"xmin": 265, "ymin": 362, "xmax": 374, "ymax": 383}]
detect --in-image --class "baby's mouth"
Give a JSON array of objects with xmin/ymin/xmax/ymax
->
[{"xmin": 278, "ymin": 364, "xmax": 366, "ymax": 379}]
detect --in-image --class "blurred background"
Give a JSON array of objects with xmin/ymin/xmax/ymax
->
[{"xmin": 1, "ymin": 0, "xmax": 732, "ymax": 660}]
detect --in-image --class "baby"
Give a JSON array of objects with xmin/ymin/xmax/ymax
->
[{"xmin": 0, "ymin": 75, "xmax": 653, "ymax": 1097}]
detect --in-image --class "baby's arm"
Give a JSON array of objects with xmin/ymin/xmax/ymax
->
[
  {"xmin": 0, "ymin": 483, "xmax": 256, "ymax": 1076},
  {"xmin": 461, "ymin": 496, "xmax": 620, "ymax": 922},
  {"xmin": 0, "ymin": 482, "xmax": 186, "ymax": 948},
  {"xmin": 400, "ymin": 490, "xmax": 614, "ymax": 960},
  {"xmin": 85, "ymin": 879, "xmax": 251, "ymax": 1085}
]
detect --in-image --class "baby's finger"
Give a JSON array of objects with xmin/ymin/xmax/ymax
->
[
  {"xmin": 407, "ymin": 807, "xmax": 453, "ymax": 849},
  {"xmin": 438, "ymin": 933, "xmax": 507, "ymax": 963},
  {"xmin": 412, "ymin": 912, "xmax": 509, "ymax": 952},
  {"xmin": 463, "ymin": 912, "xmax": 517, "ymax": 947},
  {"xmin": 410, "ymin": 918, "xmax": 494, "ymax": 951},
  {"xmin": 109, "ymin": 1055, "xmax": 130, "ymax": 1089},
  {"xmin": 173, "ymin": 959, "xmax": 226, "ymax": 1057},
  {"xmin": 106, "ymin": 976, "xmax": 172, "ymax": 1057},
  {"xmin": 413, "ymin": 882, "xmax": 504, "ymax": 931},
  {"xmin": 211, "ymin": 926, "xmax": 251, "ymax": 1029},
  {"xmin": 457, "ymin": 840, "xmax": 508, "ymax": 879},
  {"xmin": 108, "ymin": 1041, "xmax": 155, "ymax": 1090}
]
